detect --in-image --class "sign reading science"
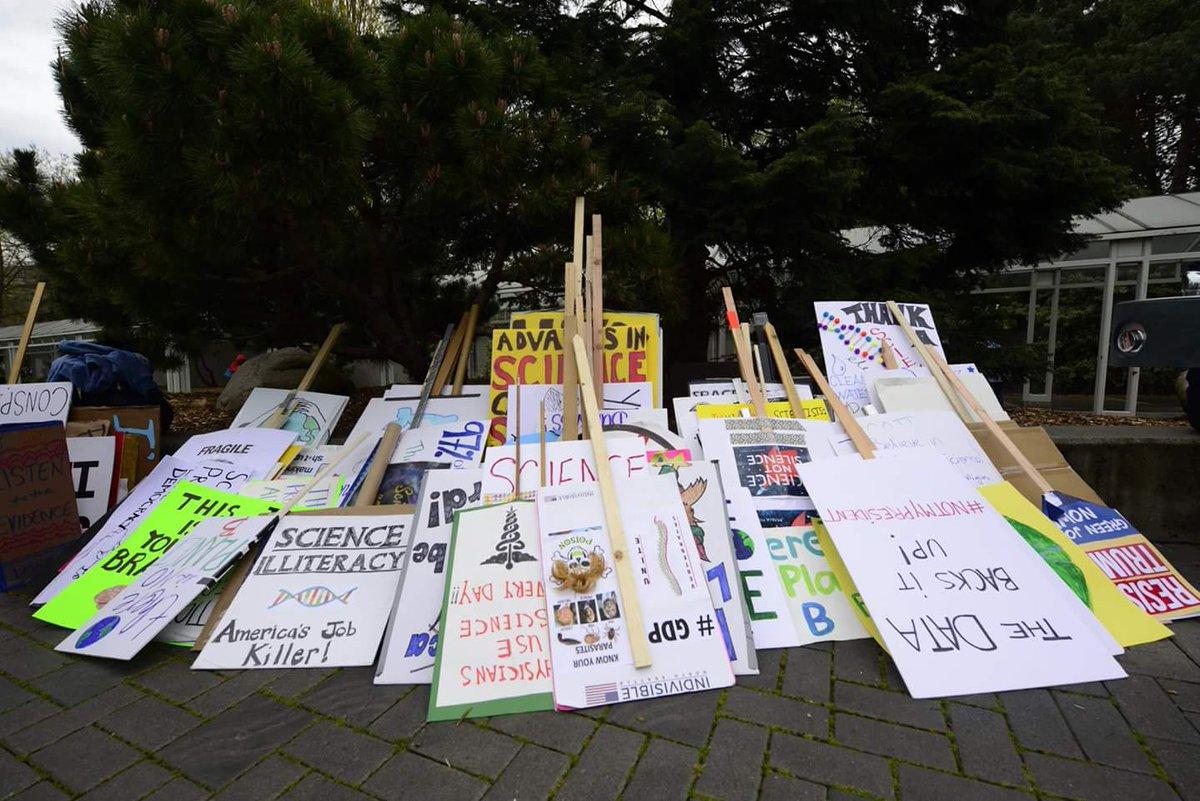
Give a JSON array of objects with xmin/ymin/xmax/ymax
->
[{"xmin": 488, "ymin": 312, "xmax": 661, "ymax": 445}]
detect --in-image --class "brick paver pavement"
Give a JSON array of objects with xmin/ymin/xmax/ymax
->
[{"xmin": 2, "ymin": 539, "xmax": 1199, "ymax": 800}]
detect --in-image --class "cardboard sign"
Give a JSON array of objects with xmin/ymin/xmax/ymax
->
[
  {"xmin": 830, "ymin": 411, "xmax": 1002, "ymax": 487},
  {"xmin": 654, "ymin": 461, "xmax": 757, "ymax": 674},
  {"xmin": 0, "ymin": 422, "xmax": 81, "ymax": 590},
  {"xmin": 1043, "ymin": 492, "xmax": 1200, "ymax": 622},
  {"xmin": 799, "ymin": 454, "xmax": 1126, "ymax": 697},
  {"xmin": 34, "ymin": 482, "xmax": 275, "ymax": 629},
  {"xmin": 57, "ymin": 515, "xmax": 276, "ymax": 659},
  {"xmin": 765, "ymin": 523, "xmax": 869, "ymax": 644},
  {"xmin": 536, "ymin": 475, "xmax": 734, "ymax": 709},
  {"xmin": 193, "ymin": 512, "xmax": 413, "ymax": 669},
  {"xmin": 488, "ymin": 311, "xmax": 663, "ymax": 445},
  {"xmin": 480, "ymin": 437, "xmax": 650, "ymax": 500},
  {"xmin": 0, "ymin": 383, "xmax": 73, "ymax": 425},
  {"xmin": 428, "ymin": 500, "xmax": 553, "ymax": 720},
  {"xmin": 506, "ymin": 382, "xmax": 653, "ymax": 443},
  {"xmin": 980, "ymin": 483, "xmax": 1171, "ymax": 647},
  {"xmin": 231, "ymin": 388, "xmax": 349, "ymax": 447},
  {"xmin": 723, "ymin": 487, "xmax": 800, "ymax": 649},
  {"xmin": 70, "ymin": 406, "xmax": 161, "ymax": 481},
  {"xmin": 814, "ymin": 301, "xmax": 945, "ymax": 413},
  {"xmin": 173, "ymin": 428, "xmax": 297, "ymax": 477},
  {"xmin": 32, "ymin": 458, "xmax": 262, "ymax": 605},
  {"xmin": 376, "ymin": 470, "xmax": 484, "ymax": 684},
  {"xmin": 67, "ymin": 436, "xmax": 118, "ymax": 529}
]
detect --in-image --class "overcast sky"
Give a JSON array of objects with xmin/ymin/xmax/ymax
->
[{"xmin": 0, "ymin": 1, "xmax": 81, "ymax": 155}]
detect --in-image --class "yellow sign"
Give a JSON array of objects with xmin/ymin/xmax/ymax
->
[
  {"xmin": 488, "ymin": 311, "xmax": 662, "ymax": 445},
  {"xmin": 694, "ymin": 400, "xmax": 830, "ymax": 422},
  {"xmin": 813, "ymin": 519, "xmax": 885, "ymax": 649},
  {"xmin": 980, "ymin": 482, "xmax": 1171, "ymax": 648}
]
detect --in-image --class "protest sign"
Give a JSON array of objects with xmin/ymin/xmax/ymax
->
[
  {"xmin": 280, "ymin": 445, "xmax": 340, "ymax": 478},
  {"xmin": 0, "ymin": 382, "xmax": 72, "ymax": 425},
  {"xmin": 67, "ymin": 436, "xmax": 117, "ymax": 529},
  {"xmin": 829, "ymin": 411, "xmax": 1002, "ymax": 487},
  {"xmin": 390, "ymin": 420, "xmax": 488, "ymax": 467},
  {"xmin": 428, "ymin": 500, "xmax": 553, "ymax": 720},
  {"xmin": 57, "ymin": 515, "xmax": 276, "ymax": 659},
  {"xmin": 194, "ymin": 511, "xmax": 412, "ymax": 669},
  {"xmin": 34, "ymin": 482, "xmax": 275, "ymax": 629},
  {"xmin": 688, "ymin": 380, "xmax": 803, "ymax": 401},
  {"xmin": 385, "ymin": 383, "xmax": 490, "ymax": 399},
  {"xmin": 173, "ymin": 428, "xmax": 297, "ymax": 477},
  {"xmin": 506, "ymin": 382, "xmax": 653, "ymax": 443},
  {"xmin": 239, "ymin": 477, "xmax": 344, "ymax": 510},
  {"xmin": 655, "ymin": 461, "xmax": 757, "ymax": 674},
  {"xmin": 799, "ymin": 454, "xmax": 1126, "ymax": 697},
  {"xmin": 874, "ymin": 374, "xmax": 1008, "ymax": 423},
  {"xmin": 345, "ymin": 396, "xmax": 490, "ymax": 446},
  {"xmin": 231, "ymin": 388, "xmax": 349, "ymax": 447},
  {"xmin": 480, "ymin": 437, "xmax": 650, "ymax": 500},
  {"xmin": 979, "ymin": 482, "xmax": 1171, "ymax": 647},
  {"xmin": 536, "ymin": 475, "xmax": 734, "ymax": 709},
  {"xmin": 764, "ymin": 523, "xmax": 869, "ymax": 644},
  {"xmin": 723, "ymin": 486, "xmax": 800, "ymax": 648},
  {"xmin": 696, "ymin": 417, "xmax": 838, "ymax": 511},
  {"xmin": 70, "ymin": 406, "xmax": 160, "ymax": 481},
  {"xmin": 488, "ymin": 311, "xmax": 663, "ymax": 444},
  {"xmin": 376, "ymin": 470, "xmax": 484, "ymax": 684},
  {"xmin": 0, "ymin": 422, "xmax": 81, "ymax": 591},
  {"xmin": 693, "ymin": 400, "xmax": 830, "ymax": 421},
  {"xmin": 813, "ymin": 518, "xmax": 881, "ymax": 645},
  {"xmin": 1043, "ymin": 492, "xmax": 1200, "ymax": 622},
  {"xmin": 814, "ymin": 301, "xmax": 945, "ymax": 413}
]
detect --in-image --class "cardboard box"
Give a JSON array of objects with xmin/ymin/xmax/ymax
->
[
  {"xmin": 70, "ymin": 406, "xmax": 161, "ymax": 483},
  {"xmin": 968, "ymin": 422, "xmax": 1105, "ymax": 506}
]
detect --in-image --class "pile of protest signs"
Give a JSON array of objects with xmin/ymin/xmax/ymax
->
[{"xmin": 10, "ymin": 199, "xmax": 1199, "ymax": 722}]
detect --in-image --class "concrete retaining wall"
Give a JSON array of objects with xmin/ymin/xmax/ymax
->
[{"xmin": 1049, "ymin": 425, "xmax": 1200, "ymax": 543}]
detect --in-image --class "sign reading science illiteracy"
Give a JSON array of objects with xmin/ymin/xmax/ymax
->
[
  {"xmin": 193, "ymin": 512, "xmax": 412, "ymax": 669},
  {"xmin": 487, "ymin": 311, "xmax": 662, "ymax": 445},
  {"xmin": 799, "ymin": 454, "xmax": 1126, "ymax": 698},
  {"xmin": 536, "ymin": 475, "xmax": 734, "ymax": 710},
  {"xmin": 428, "ymin": 500, "xmax": 553, "ymax": 720}
]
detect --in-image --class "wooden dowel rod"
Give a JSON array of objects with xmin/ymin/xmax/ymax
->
[
  {"xmin": 451, "ymin": 303, "xmax": 479, "ymax": 395},
  {"xmin": 721, "ymin": 287, "xmax": 768, "ymax": 418},
  {"xmin": 884, "ymin": 301, "xmax": 971, "ymax": 421},
  {"xmin": 432, "ymin": 311, "xmax": 469, "ymax": 395},
  {"xmin": 795, "ymin": 348, "xmax": 875, "ymax": 459},
  {"xmin": 8, "ymin": 282, "xmax": 44, "ymax": 383},
  {"xmin": 763, "ymin": 323, "xmax": 804, "ymax": 419},
  {"xmin": 262, "ymin": 323, "xmax": 345, "ymax": 429}
]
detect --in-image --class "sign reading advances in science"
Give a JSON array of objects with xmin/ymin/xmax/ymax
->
[
  {"xmin": 34, "ymin": 482, "xmax": 275, "ymax": 630},
  {"xmin": 376, "ymin": 469, "xmax": 484, "ymax": 684},
  {"xmin": 57, "ymin": 515, "xmax": 277, "ymax": 659},
  {"xmin": 536, "ymin": 475, "xmax": 734, "ymax": 709},
  {"xmin": 0, "ymin": 382, "xmax": 73, "ymax": 425},
  {"xmin": 193, "ymin": 512, "xmax": 413, "ymax": 669},
  {"xmin": 1043, "ymin": 492, "xmax": 1200, "ymax": 622},
  {"xmin": 799, "ymin": 454, "xmax": 1126, "ymax": 698},
  {"xmin": 427, "ymin": 500, "xmax": 553, "ymax": 720}
]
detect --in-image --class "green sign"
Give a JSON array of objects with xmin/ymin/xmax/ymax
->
[{"xmin": 34, "ymin": 481, "xmax": 275, "ymax": 629}]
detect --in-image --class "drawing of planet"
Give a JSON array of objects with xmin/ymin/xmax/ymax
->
[
  {"xmin": 76, "ymin": 616, "xmax": 120, "ymax": 649},
  {"xmin": 732, "ymin": 529, "xmax": 754, "ymax": 560}
]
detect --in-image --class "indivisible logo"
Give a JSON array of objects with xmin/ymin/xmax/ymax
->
[
  {"xmin": 76, "ymin": 616, "xmax": 120, "ymax": 649},
  {"xmin": 481, "ymin": 506, "xmax": 537, "ymax": 570}
]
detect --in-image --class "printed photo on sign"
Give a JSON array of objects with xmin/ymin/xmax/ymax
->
[{"xmin": 193, "ymin": 513, "xmax": 412, "ymax": 669}]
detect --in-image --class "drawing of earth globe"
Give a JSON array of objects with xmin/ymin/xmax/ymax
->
[
  {"xmin": 732, "ymin": 529, "xmax": 754, "ymax": 560},
  {"xmin": 76, "ymin": 616, "xmax": 120, "ymax": 649}
]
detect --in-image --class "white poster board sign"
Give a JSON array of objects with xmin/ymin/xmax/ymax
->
[
  {"xmin": 874, "ymin": 373, "xmax": 1009, "ymax": 423},
  {"xmin": 231, "ymin": 388, "xmax": 348, "ymax": 447},
  {"xmin": 193, "ymin": 512, "xmax": 411, "ymax": 669},
  {"xmin": 536, "ymin": 475, "xmax": 734, "ymax": 708},
  {"xmin": 724, "ymin": 487, "xmax": 800, "ymax": 649},
  {"xmin": 57, "ymin": 515, "xmax": 275, "ymax": 659},
  {"xmin": 389, "ymin": 420, "xmax": 487, "ymax": 468},
  {"xmin": 375, "ymin": 470, "xmax": 484, "ymax": 684},
  {"xmin": 814, "ymin": 301, "xmax": 945, "ymax": 414},
  {"xmin": 239, "ymin": 476, "xmax": 344, "ymax": 510},
  {"xmin": 687, "ymin": 381, "xmax": 802, "ymax": 401},
  {"xmin": 829, "ymin": 411, "xmax": 1002, "ymax": 487},
  {"xmin": 67, "ymin": 436, "xmax": 117, "ymax": 529},
  {"xmin": 346, "ymin": 395, "xmax": 491, "ymax": 446},
  {"xmin": 798, "ymin": 454, "xmax": 1126, "ymax": 697},
  {"xmin": 280, "ymin": 445, "xmax": 340, "ymax": 478},
  {"xmin": 506, "ymin": 382, "xmax": 653, "ymax": 443},
  {"xmin": 480, "ymin": 437, "xmax": 651, "ymax": 500},
  {"xmin": 173, "ymin": 428, "xmax": 297, "ymax": 476},
  {"xmin": 0, "ymin": 382, "xmax": 73, "ymax": 425}
]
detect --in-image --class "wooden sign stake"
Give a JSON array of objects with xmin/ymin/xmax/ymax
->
[
  {"xmin": 451, "ymin": 303, "xmax": 480, "ymax": 395},
  {"xmin": 562, "ymin": 261, "xmax": 580, "ymax": 441},
  {"xmin": 7, "ymin": 281, "xmax": 45, "ymax": 384},
  {"xmin": 880, "ymin": 340, "xmax": 899, "ymax": 370},
  {"xmin": 572, "ymin": 333, "xmax": 651, "ymax": 668},
  {"xmin": 513, "ymin": 382, "xmax": 522, "ymax": 498},
  {"xmin": 884, "ymin": 301, "xmax": 971, "ymax": 421},
  {"xmin": 762, "ymin": 323, "xmax": 804, "ymax": 419},
  {"xmin": 262, "ymin": 323, "xmax": 345, "ymax": 429},
  {"xmin": 354, "ymin": 424, "xmax": 402, "ymax": 507},
  {"xmin": 721, "ymin": 287, "xmax": 768, "ymax": 418},
  {"xmin": 795, "ymin": 348, "xmax": 875, "ymax": 459},
  {"xmin": 432, "ymin": 310, "xmax": 470, "ymax": 395},
  {"xmin": 590, "ymin": 214, "xmax": 605, "ymax": 406},
  {"xmin": 539, "ymin": 399, "xmax": 547, "ymax": 488}
]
